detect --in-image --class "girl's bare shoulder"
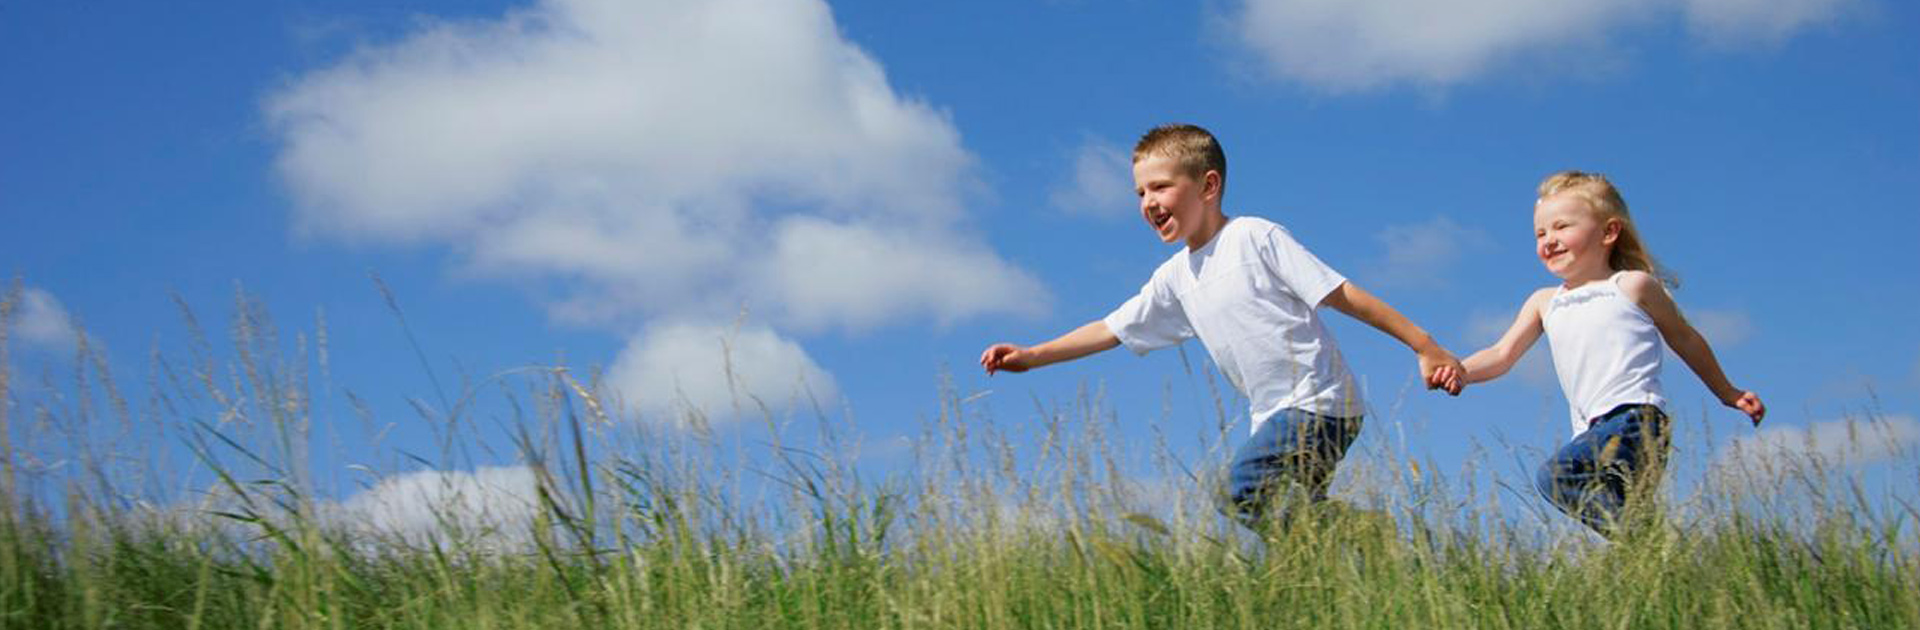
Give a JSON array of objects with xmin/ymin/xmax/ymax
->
[{"xmin": 1612, "ymin": 270, "xmax": 1667, "ymax": 301}]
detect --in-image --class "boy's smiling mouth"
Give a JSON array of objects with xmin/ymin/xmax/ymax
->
[{"xmin": 1149, "ymin": 209, "xmax": 1173, "ymax": 233}]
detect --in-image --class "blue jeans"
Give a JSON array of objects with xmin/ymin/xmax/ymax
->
[
  {"xmin": 1536, "ymin": 404, "xmax": 1672, "ymax": 537},
  {"xmin": 1219, "ymin": 408, "xmax": 1364, "ymax": 531}
]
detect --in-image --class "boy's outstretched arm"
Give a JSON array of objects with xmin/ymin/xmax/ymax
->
[
  {"xmin": 1460, "ymin": 289, "xmax": 1551, "ymax": 385},
  {"xmin": 1320, "ymin": 281, "xmax": 1464, "ymax": 395},
  {"xmin": 1618, "ymin": 272, "xmax": 1766, "ymax": 425},
  {"xmin": 981, "ymin": 320, "xmax": 1121, "ymax": 375}
]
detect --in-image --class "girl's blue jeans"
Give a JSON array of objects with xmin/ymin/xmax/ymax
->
[
  {"xmin": 1536, "ymin": 403, "xmax": 1672, "ymax": 537},
  {"xmin": 1219, "ymin": 408, "xmax": 1363, "ymax": 531}
]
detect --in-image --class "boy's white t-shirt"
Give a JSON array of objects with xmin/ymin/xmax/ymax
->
[
  {"xmin": 1541, "ymin": 272, "xmax": 1667, "ymax": 437},
  {"xmin": 1104, "ymin": 216, "xmax": 1365, "ymax": 433}
]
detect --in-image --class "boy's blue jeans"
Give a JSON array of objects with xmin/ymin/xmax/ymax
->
[
  {"xmin": 1536, "ymin": 403, "xmax": 1672, "ymax": 537},
  {"xmin": 1219, "ymin": 408, "xmax": 1363, "ymax": 531}
]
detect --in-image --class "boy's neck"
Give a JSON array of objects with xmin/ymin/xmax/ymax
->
[{"xmin": 1184, "ymin": 207, "xmax": 1231, "ymax": 250}]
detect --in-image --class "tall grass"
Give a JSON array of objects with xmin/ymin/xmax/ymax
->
[{"xmin": 1, "ymin": 282, "xmax": 1915, "ymax": 629}]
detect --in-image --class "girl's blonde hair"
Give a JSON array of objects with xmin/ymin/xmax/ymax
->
[{"xmin": 1537, "ymin": 170, "xmax": 1679, "ymax": 289}]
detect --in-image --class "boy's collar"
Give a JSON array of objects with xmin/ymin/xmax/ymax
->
[{"xmin": 1184, "ymin": 212, "xmax": 1231, "ymax": 251}]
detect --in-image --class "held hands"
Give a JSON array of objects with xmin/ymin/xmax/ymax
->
[
  {"xmin": 1419, "ymin": 350, "xmax": 1465, "ymax": 396},
  {"xmin": 980, "ymin": 343, "xmax": 1031, "ymax": 375},
  {"xmin": 1726, "ymin": 390, "xmax": 1766, "ymax": 426}
]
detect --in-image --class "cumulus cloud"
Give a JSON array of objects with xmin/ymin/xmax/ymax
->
[
  {"xmin": 755, "ymin": 217, "xmax": 1046, "ymax": 332},
  {"xmin": 1685, "ymin": 0, "xmax": 1853, "ymax": 46},
  {"xmin": 1224, "ymin": 0, "xmax": 1854, "ymax": 91},
  {"xmin": 130, "ymin": 465, "xmax": 552, "ymax": 554},
  {"xmin": 1709, "ymin": 415, "xmax": 1920, "ymax": 493},
  {"xmin": 8, "ymin": 287, "xmax": 77, "ymax": 350},
  {"xmin": 324, "ymin": 465, "xmax": 543, "ymax": 551},
  {"xmin": 1685, "ymin": 307, "xmax": 1754, "ymax": 348},
  {"xmin": 1657, "ymin": 307, "xmax": 1752, "ymax": 375},
  {"xmin": 268, "ymin": 0, "xmax": 1046, "ymax": 333},
  {"xmin": 1365, "ymin": 215, "xmax": 1493, "ymax": 289},
  {"xmin": 1048, "ymin": 137, "xmax": 1136, "ymax": 218},
  {"xmin": 605, "ymin": 321, "xmax": 837, "ymax": 424}
]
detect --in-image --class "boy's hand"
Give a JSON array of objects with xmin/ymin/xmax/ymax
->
[
  {"xmin": 1726, "ymin": 391, "xmax": 1765, "ymax": 426},
  {"xmin": 980, "ymin": 344, "xmax": 1031, "ymax": 375},
  {"xmin": 977, "ymin": 322, "xmax": 1120, "ymax": 376},
  {"xmin": 1419, "ymin": 350, "xmax": 1464, "ymax": 396}
]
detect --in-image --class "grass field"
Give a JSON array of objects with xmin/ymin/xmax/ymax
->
[{"xmin": 2, "ymin": 286, "xmax": 1916, "ymax": 629}]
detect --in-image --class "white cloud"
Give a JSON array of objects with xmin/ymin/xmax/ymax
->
[
  {"xmin": 1226, "ymin": 0, "xmax": 1648, "ymax": 91},
  {"xmin": 605, "ymin": 321, "xmax": 837, "ymax": 424},
  {"xmin": 1684, "ymin": 307, "xmax": 1754, "ymax": 348},
  {"xmin": 129, "ymin": 465, "xmax": 549, "ymax": 554},
  {"xmin": 1660, "ymin": 308, "xmax": 1753, "ymax": 379},
  {"xmin": 1366, "ymin": 215, "xmax": 1492, "ymax": 289},
  {"xmin": 1709, "ymin": 415, "xmax": 1920, "ymax": 493},
  {"xmin": 10, "ymin": 287, "xmax": 77, "ymax": 350},
  {"xmin": 325, "ymin": 465, "xmax": 543, "ymax": 552},
  {"xmin": 1048, "ymin": 137, "xmax": 1136, "ymax": 218},
  {"xmin": 1225, "ymin": 0, "xmax": 1853, "ymax": 91},
  {"xmin": 754, "ymin": 217, "xmax": 1047, "ymax": 332},
  {"xmin": 1685, "ymin": 0, "xmax": 1853, "ymax": 46},
  {"xmin": 268, "ymin": 0, "xmax": 1046, "ymax": 334}
]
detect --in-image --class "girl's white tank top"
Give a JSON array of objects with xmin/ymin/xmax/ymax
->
[{"xmin": 1542, "ymin": 272, "xmax": 1667, "ymax": 437}]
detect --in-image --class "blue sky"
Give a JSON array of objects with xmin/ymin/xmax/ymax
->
[{"xmin": 4, "ymin": 0, "xmax": 1916, "ymax": 537}]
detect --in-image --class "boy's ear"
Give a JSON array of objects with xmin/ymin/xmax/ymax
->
[{"xmin": 1203, "ymin": 170, "xmax": 1223, "ymax": 200}]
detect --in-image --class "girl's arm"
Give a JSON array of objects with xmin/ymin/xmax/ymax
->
[
  {"xmin": 980, "ymin": 320, "xmax": 1121, "ymax": 375},
  {"xmin": 1461, "ymin": 288, "xmax": 1551, "ymax": 384},
  {"xmin": 1618, "ymin": 271, "xmax": 1766, "ymax": 425},
  {"xmin": 1321, "ymin": 281, "xmax": 1463, "ymax": 395}
]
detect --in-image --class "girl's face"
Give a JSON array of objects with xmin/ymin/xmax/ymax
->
[{"xmin": 1533, "ymin": 192, "xmax": 1620, "ymax": 282}]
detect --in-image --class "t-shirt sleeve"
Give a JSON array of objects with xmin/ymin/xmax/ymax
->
[
  {"xmin": 1257, "ymin": 224, "xmax": 1346, "ymax": 306},
  {"xmin": 1102, "ymin": 266, "xmax": 1193, "ymax": 355}
]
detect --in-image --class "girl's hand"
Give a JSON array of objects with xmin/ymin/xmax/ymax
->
[
  {"xmin": 1728, "ymin": 391, "xmax": 1765, "ymax": 426},
  {"xmin": 1419, "ymin": 350, "xmax": 1464, "ymax": 396}
]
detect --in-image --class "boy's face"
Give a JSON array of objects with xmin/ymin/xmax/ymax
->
[{"xmin": 1132, "ymin": 154, "xmax": 1221, "ymax": 248}]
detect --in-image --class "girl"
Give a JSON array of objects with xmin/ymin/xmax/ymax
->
[{"xmin": 1459, "ymin": 171, "xmax": 1764, "ymax": 537}]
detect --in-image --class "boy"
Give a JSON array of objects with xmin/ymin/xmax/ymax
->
[{"xmin": 979, "ymin": 124, "xmax": 1463, "ymax": 531}]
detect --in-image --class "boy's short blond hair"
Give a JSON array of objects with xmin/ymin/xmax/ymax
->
[{"xmin": 1134, "ymin": 124, "xmax": 1227, "ymax": 192}]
